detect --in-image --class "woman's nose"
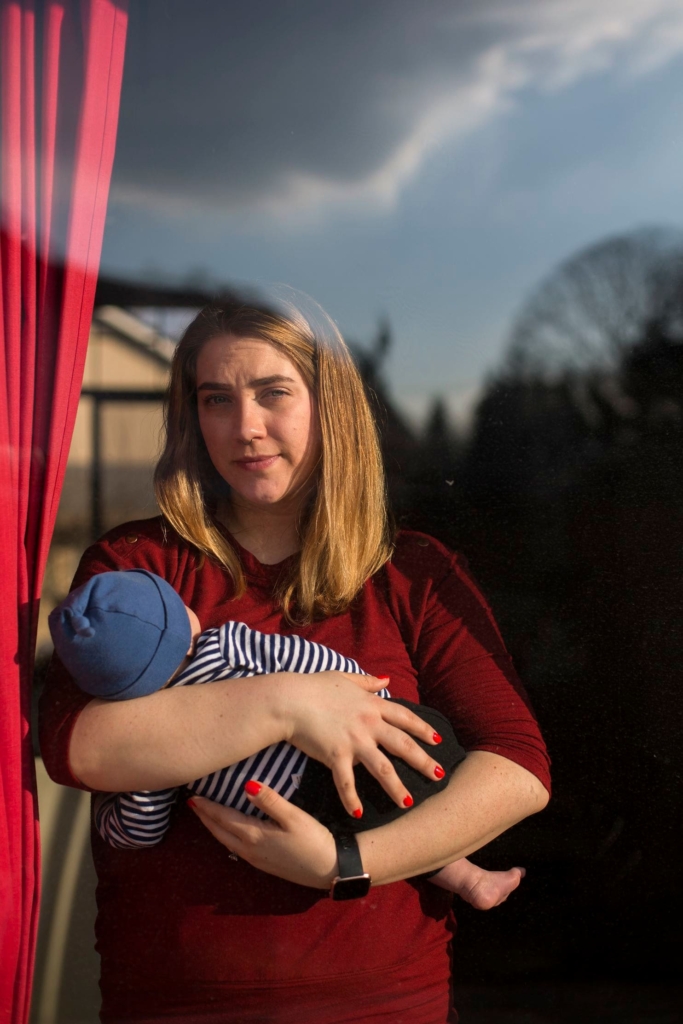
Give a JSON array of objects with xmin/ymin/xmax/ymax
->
[{"xmin": 235, "ymin": 401, "xmax": 266, "ymax": 444}]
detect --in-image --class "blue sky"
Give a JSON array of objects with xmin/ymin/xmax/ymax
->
[{"xmin": 101, "ymin": 0, "xmax": 683, "ymax": 426}]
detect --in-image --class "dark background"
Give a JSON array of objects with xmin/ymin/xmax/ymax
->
[{"xmin": 362, "ymin": 228, "xmax": 683, "ymax": 1012}]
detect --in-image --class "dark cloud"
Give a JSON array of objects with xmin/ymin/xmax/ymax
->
[
  {"xmin": 113, "ymin": 0, "xmax": 488, "ymax": 209},
  {"xmin": 111, "ymin": 0, "xmax": 683, "ymax": 213}
]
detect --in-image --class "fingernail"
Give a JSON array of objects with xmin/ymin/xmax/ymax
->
[
  {"xmin": 434, "ymin": 765, "xmax": 445, "ymax": 779},
  {"xmin": 244, "ymin": 780, "xmax": 262, "ymax": 796},
  {"xmin": 403, "ymin": 794, "xmax": 414, "ymax": 808},
  {"xmin": 352, "ymin": 808, "xmax": 363, "ymax": 819},
  {"xmin": 433, "ymin": 732, "xmax": 443, "ymax": 744},
  {"xmin": 377, "ymin": 675, "xmax": 390, "ymax": 682},
  {"xmin": 186, "ymin": 798, "xmax": 196, "ymax": 809}
]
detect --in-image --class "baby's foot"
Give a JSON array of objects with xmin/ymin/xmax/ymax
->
[{"xmin": 458, "ymin": 865, "xmax": 526, "ymax": 910}]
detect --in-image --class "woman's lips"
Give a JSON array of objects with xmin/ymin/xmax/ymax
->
[{"xmin": 234, "ymin": 455, "xmax": 280, "ymax": 472}]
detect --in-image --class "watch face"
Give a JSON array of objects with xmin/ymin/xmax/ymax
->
[{"xmin": 331, "ymin": 874, "xmax": 372, "ymax": 901}]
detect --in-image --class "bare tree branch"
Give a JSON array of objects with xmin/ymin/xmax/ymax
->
[{"xmin": 505, "ymin": 227, "xmax": 683, "ymax": 379}]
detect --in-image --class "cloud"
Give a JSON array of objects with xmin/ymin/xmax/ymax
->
[{"xmin": 110, "ymin": 0, "xmax": 683, "ymax": 220}]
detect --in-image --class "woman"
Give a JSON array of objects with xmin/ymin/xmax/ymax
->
[{"xmin": 40, "ymin": 296, "xmax": 550, "ymax": 1024}]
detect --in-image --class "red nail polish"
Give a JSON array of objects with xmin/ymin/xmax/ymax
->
[
  {"xmin": 402, "ymin": 794, "xmax": 414, "ymax": 808},
  {"xmin": 433, "ymin": 732, "xmax": 443, "ymax": 744},
  {"xmin": 244, "ymin": 780, "xmax": 262, "ymax": 796},
  {"xmin": 434, "ymin": 765, "xmax": 445, "ymax": 779},
  {"xmin": 353, "ymin": 808, "xmax": 363, "ymax": 819},
  {"xmin": 377, "ymin": 676, "xmax": 390, "ymax": 682},
  {"xmin": 186, "ymin": 798, "xmax": 196, "ymax": 809}
]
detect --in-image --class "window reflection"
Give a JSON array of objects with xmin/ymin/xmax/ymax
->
[{"xmin": 32, "ymin": 2, "xmax": 683, "ymax": 1021}]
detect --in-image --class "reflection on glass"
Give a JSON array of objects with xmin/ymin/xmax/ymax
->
[{"xmin": 32, "ymin": 2, "xmax": 683, "ymax": 1022}]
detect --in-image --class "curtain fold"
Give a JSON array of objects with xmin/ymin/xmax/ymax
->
[{"xmin": 0, "ymin": 2, "xmax": 128, "ymax": 1020}]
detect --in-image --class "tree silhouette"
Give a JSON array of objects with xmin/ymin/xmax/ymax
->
[
  {"xmin": 401, "ymin": 397, "xmax": 463, "ymax": 542},
  {"xmin": 506, "ymin": 227, "xmax": 683, "ymax": 378},
  {"xmin": 347, "ymin": 320, "xmax": 420, "ymax": 518},
  {"xmin": 451, "ymin": 227, "xmax": 683, "ymax": 981}
]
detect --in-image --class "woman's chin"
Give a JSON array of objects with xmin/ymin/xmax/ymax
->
[
  {"xmin": 228, "ymin": 483, "xmax": 295, "ymax": 510},
  {"xmin": 223, "ymin": 468, "xmax": 315, "ymax": 514}
]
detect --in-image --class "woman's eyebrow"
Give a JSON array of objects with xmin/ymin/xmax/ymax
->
[{"xmin": 197, "ymin": 375, "xmax": 296, "ymax": 391}]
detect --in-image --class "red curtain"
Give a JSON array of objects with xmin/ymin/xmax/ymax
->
[{"xmin": 0, "ymin": 2, "xmax": 128, "ymax": 1019}]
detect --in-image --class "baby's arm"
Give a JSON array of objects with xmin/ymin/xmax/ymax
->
[
  {"xmin": 93, "ymin": 787, "xmax": 179, "ymax": 849},
  {"xmin": 90, "ymin": 625, "xmax": 373, "ymax": 849},
  {"xmin": 429, "ymin": 857, "xmax": 525, "ymax": 910}
]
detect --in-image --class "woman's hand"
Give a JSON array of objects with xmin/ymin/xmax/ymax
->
[
  {"xmin": 66, "ymin": 666, "xmax": 442, "ymax": 798},
  {"xmin": 273, "ymin": 670, "xmax": 444, "ymax": 816},
  {"xmin": 188, "ymin": 785, "xmax": 338, "ymax": 890}
]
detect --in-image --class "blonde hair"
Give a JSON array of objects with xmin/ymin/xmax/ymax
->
[{"xmin": 154, "ymin": 295, "xmax": 394, "ymax": 622}]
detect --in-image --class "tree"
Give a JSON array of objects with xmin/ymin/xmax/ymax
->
[{"xmin": 505, "ymin": 227, "xmax": 683, "ymax": 379}]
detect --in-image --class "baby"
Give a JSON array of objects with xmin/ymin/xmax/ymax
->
[{"xmin": 49, "ymin": 569, "xmax": 524, "ymax": 910}]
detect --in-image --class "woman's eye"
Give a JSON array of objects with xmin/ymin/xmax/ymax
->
[
  {"xmin": 204, "ymin": 394, "xmax": 229, "ymax": 406},
  {"xmin": 265, "ymin": 389, "xmax": 288, "ymax": 399}
]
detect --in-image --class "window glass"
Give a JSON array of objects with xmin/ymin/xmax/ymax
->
[{"xmin": 35, "ymin": 4, "xmax": 683, "ymax": 1021}]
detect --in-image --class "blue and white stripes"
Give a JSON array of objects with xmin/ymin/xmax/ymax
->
[
  {"xmin": 95, "ymin": 621, "xmax": 387, "ymax": 850},
  {"xmin": 94, "ymin": 789, "xmax": 179, "ymax": 847}
]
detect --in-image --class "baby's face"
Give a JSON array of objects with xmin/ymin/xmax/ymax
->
[{"xmin": 185, "ymin": 606, "xmax": 202, "ymax": 655}]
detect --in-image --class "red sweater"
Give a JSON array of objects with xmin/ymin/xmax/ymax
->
[{"xmin": 39, "ymin": 519, "xmax": 551, "ymax": 1024}]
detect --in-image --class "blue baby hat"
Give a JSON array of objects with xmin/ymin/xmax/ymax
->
[{"xmin": 48, "ymin": 570, "xmax": 191, "ymax": 700}]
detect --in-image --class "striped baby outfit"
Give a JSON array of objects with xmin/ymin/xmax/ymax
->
[{"xmin": 94, "ymin": 621, "xmax": 388, "ymax": 849}]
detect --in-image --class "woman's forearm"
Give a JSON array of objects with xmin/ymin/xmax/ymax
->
[
  {"xmin": 67, "ymin": 669, "xmax": 438, "ymax": 799},
  {"xmin": 357, "ymin": 750, "xmax": 549, "ymax": 886},
  {"xmin": 187, "ymin": 748, "xmax": 549, "ymax": 890},
  {"xmin": 69, "ymin": 675, "xmax": 292, "ymax": 791}
]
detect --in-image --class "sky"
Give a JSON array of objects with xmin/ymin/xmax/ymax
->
[{"xmin": 101, "ymin": 0, "xmax": 683, "ymax": 427}]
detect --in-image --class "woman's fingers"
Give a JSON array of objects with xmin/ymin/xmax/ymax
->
[
  {"xmin": 357, "ymin": 746, "xmax": 417, "ymax": 809},
  {"xmin": 347, "ymin": 672, "xmax": 392, "ymax": 693},
  {"xmin": 376, "ymin": 720, "xmax": 445, "ymax": 785},
  {"xmin": 379, "ymin": 699, "xmax": 443, "ymax": 746},
  {"xmin": 329, "ymin": 761, "xmax": 363, "ymax": 818},
  {"xmin": 334, "ymin": 682, "xmax": 446, "ymax": 811},
  {"xmin": 190, "ymin": 786, "xmax": 338, "ymax": 889},
  {"xmin": 242, "ymin": 780, "xmax": 300, "ymax": 829},
  {"xmin": 329, "ymin": 731, "xmax": 444, "ymax": 815},
  {"xmin": 188, "ymin": 796, "xmax": 248, "ymax": 855},
  {"xmin": 192, "ymin": 784, "xmax": 313, "ymax": 836},
  {"xmin": 337, "ymin": 735, "xmax": 444, "ymax": 812},
  {"xmin": 284, "ymin": 670, "xmax": 444, "ymax": 814}
]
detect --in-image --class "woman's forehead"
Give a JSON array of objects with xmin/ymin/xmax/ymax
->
[{"xmin": 196, "ymin": 334, "xmax": 303, "ymax": 384}]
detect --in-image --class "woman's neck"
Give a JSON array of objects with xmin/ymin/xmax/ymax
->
[{"xmin": 216, "ymin": 497, "xmax": 302, "ymax": 565}]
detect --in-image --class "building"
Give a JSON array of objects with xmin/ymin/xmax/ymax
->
[{"xmin": 37, "ymin": 304, "xmax": 176, "ymax": 655}]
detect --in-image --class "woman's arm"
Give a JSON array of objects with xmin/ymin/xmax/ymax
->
[
  {"xmin": 189, "ymin": 539, "xmax": 551, "ymax": 885},
  {"xmin": 188, "ymin": 750, "xmax": 548, "ymax": 889},
  {"xmin": 69, "ymin": 673, "xmax": 299, "ymax": 791},
  {"xmin": 67, "ymin": 668, "xmax": 443, "ymax": 811},
  {"xmin": 354, "ymin": 542, "xmax": 551, "ymax": 883},
  {"xmin": 357, "ymin": 750, "xmax": 548, "ymax": 884}
]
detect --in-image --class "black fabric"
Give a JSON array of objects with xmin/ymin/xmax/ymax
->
[{"xmin": 291, "ymin": 698, "xmax": 466, "ymax": 837}]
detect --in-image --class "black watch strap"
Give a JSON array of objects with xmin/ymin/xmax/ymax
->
[
  {"xmin": 331, "ymin": 832, "xmax": 371, "ymax": 901},
  {"xmin": 335, "ymin": 832, "xmax": 364, "ymax": 878}
]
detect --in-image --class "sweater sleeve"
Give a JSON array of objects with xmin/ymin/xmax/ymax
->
[{"xmin": 393, "ymin": 535, "xmax": 551, "ymax": 795}]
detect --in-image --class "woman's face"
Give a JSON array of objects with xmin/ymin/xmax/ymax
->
[{"xmin": 195, "ymin": 334, "xmax": 319, "ymax": 511}]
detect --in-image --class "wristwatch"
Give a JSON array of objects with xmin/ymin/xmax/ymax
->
[{"xmin": 330, "ymin": 832, "xmax": 371, "ymax": 901}]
